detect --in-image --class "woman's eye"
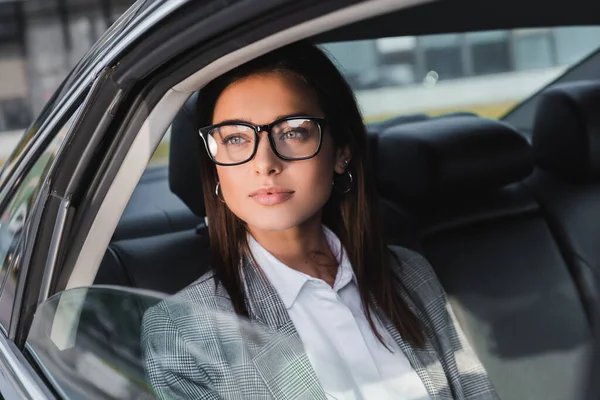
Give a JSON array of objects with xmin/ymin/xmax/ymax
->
[
  {"xmin": 282, "ymin": 130, "xmax": 305, "ymax": 140},
  {"xmin": 223, "ymin": 135, "xmax": 246, "ymax": 145}
]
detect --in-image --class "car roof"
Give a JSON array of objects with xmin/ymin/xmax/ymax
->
[{"xmin": 315, "ymin": 0, "xmax": 600, "ymax": 44}]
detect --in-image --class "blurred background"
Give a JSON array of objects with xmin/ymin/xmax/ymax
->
[
  {"xmin": 0, "ymin": 0, "xmax": 134, "ymax": 163},
  {"xmin": 1, "ymin": 0, "xmax": 599, "ymax": 167}
]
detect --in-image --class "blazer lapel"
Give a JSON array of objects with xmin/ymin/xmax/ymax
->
[
  {"xmin": 241, "ymin": 255, "xmax": 328, "ymax": 400},
  {"xmin": 379, "ymin": 253, "xmax": 453, "ymax": 400},
  {"xmin": 377, "ymin": 295, "xmax": 448, "ymax": 400}
]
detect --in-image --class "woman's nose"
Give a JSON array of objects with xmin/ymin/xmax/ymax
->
[{"xmin": 252, "ymin": 133, "xmax": 282, "ymax": 175}]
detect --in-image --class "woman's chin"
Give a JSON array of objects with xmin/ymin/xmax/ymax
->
[
  {"xmin": 243, "ymin": 211, "xmax": 316, "ymax": 233},
  {"xmin": 245, "ymin": 218, "xmax": 305, "ymax": 233}
]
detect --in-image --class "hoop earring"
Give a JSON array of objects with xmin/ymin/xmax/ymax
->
[
  {"xmin": 332, "ymin": 171, "xmax": 353, "ymax": 194},
  {"xmin": 215, "ymin": 182, "xmax": 225, "ymax": 203}
]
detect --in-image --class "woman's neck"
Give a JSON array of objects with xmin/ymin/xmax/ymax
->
[{"xmin": 247, "ymin": 215, "xmax": 339, "ymax": 286}]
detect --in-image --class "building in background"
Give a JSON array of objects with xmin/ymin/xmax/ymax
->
[
  {"xmin": 0, "ymin": 0, "xmax": 134, "ymax": 134},
  {"xmin": 323, "ymin": 26, "xmax": 600, "ymax": 120}
]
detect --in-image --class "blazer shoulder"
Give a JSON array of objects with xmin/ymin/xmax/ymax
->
[
  {"xmin": 387, "ymin": 244, "xmax": 444, "ymax": 299},
  {"xmin": 387, "ymin": 244, "xmax": 424, "ymax": 263},
  {"xmin": 174, "ymin": 268, "xmax": 228, "ymax": 300},
  {"xmin": 145, "ymin": 269, "xmax": 234, "ymax": 322},
  {"xmin": 387, "ymin": 244, "xmax": 434, "ymax": 275}
]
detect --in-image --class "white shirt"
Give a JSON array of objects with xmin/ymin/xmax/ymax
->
[{"xmin": 248, "ymin": 226, "xmax": 430, "ymax": 400}]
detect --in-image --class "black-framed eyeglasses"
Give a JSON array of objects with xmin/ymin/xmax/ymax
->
[{"xmin": 198, "ymin": 116, "xmax": 326, "ymax": 166}]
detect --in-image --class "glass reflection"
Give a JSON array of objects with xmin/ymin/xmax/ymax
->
[{"xmin": 27, "ymin": 286, "xmax": 165, "ymax": 399}]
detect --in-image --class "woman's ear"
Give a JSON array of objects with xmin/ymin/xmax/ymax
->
[{"xmin": 334, "ymin": 146, "xmax": 352, "ymax": 174}]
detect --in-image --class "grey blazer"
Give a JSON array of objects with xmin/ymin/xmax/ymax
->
[{"xmin": 141, "ymin": 246, "xmax": 499, "ymax": 400}]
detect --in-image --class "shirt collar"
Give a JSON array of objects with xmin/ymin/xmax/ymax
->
[
  {"xmin": 247, "ymin": 225, "xmax": 356, "ymax": 309},
  {"xmin": 323, "ymin": 225, "xmax": 356, "ymax": 291}
]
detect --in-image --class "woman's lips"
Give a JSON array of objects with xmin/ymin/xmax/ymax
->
[{"xmin": 249, "ymin": 187, "xmax": 295, "ymax": 206}]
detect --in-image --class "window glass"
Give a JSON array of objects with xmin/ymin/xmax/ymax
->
[
  {"xmin": 553, "ymin": 26, "xmax": 600, "ymax": 65},
  {"xmin": 327, "ymin": 40, "xmax": 382, "ymax": 89},
  {"xmin": 0, "ymin": 109, "xmax": 77, "ymax": 330},
  {"xmin": 319, "ymin": 26, "xmax": 600, "ymax": 123},
  {"xmin": 0, "ymin": 79, "xmax": 70, "ymax": 187},
  {"xmin": 27, "ymin": 286, "xmax": 293, "ymax": 399},
  {"xmin": 513, "ymin": 29, "xmax": 555, "ymax": 71},
  {"xmin": 420, "ymin": 33, "xmax": 463, "ymax": 80},
  {"xmin": 27, "ymin": 286, "xmax": 164, "ymax": 399},
  {"xmin": 467, "ymin": 31, "xmax": 510, "ymax": 75}
]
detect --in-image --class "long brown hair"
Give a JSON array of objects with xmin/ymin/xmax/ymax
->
[{"xmin": 195, "ymin": 41, "xmax": 424, "ymax": 348}]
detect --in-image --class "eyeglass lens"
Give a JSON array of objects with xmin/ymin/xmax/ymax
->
[{"xmin": 206, "ymin": 118, "xmax": 321, "ymax": 165}]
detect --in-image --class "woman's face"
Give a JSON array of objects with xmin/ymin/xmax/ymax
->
[{"xmin": 212, "ymin": 72, "xmax": 349, "ymax": 232}]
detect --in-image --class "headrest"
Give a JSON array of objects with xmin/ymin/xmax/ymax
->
[
  {"xmin": 169, "ymin": 92, "xmax": 206, "ymax": 218},
  {"xmin": 367, "ymin": 113, "xmax": 429, "ymax": 135},
  {"xmin": 366, "ymin": 111, "xmax": 477, "ymax": 135},
  {"xmin": 532, "ymin": 81, "xmax": 600, "ymax": 182},
  {"xmin": 377, "ymin": 116, "xmax": 532, "ymax": 201}
]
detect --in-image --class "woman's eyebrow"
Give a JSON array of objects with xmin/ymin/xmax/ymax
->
[
  {"xmin": 213, "ymin": 118, "xmax": 251, "ymax": 125},
  {"xmin": 214, "ymin": 113, "xmax": 314, "ymax": 126}
]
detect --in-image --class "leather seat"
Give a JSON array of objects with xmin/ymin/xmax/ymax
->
[
  {"xmin": 375, "ymin": 116, "xmax": 593, "ymax": 400},
  {"xmin": 114, "ymin": 160, "xmax": 201, "ymax": 241},
  {"xmin": 525, "ymin": 80, "xmax": 600, "ymax": 322},
  {"xmin": 112, "ymin": 91, "xmax": 206, "ymax": 241},
  {"xmin": 96, "ymin": 228, "xmax": 210, "ymax": 294}
]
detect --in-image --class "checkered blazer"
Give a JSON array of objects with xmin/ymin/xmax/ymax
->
[{"xmin": 141, "ymin": 246, "xmax": 499, "ymax": 399}]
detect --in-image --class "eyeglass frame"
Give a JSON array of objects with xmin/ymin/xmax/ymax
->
[{"xmin": 198, "ymin": 116, "xmax": 327, "ymax": 166}]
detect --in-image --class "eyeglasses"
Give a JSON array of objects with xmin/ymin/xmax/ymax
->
[{"xmin": 198, "ymin": 116, "xmax": 326, "ymax": 166}]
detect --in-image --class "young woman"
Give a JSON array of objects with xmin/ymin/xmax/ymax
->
[{"xmin": 142, "ymin": 41, "xmax": 498, "ymax": 400}]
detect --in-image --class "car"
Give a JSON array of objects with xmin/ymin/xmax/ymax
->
[{"xmin": 0, "ymin": 0, "xmax": 598, "ymax": 398}]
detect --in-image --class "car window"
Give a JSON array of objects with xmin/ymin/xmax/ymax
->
[
  {"xmin": 320, "ymin": 25, "xmax": 600, "ymax": 123},
  {"xmin": 0, "ymin": 78, "xmax": 71, "ymax": 186},
  {"xmin": 0, "ymin": 110, "xmax": 78, "ymax": 331},
  {"xmin": 27, "ymin": 286, "xmax": 164, "ymax": 399}
]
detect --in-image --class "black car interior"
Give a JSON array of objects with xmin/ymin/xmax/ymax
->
[{"xmin": 95, "ymin": 80, "xmax": 600, "ymax": 400}]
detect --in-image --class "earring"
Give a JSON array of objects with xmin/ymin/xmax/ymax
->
[
  {"xmin": 215, "ymin": 182, "xmax": 225, "ymax": 203},
  {"xmin": 332, "ymin": 171, "xmax": 353, "ymax": 194}
]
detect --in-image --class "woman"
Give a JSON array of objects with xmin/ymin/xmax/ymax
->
[{"xmin": 141, "ymin": 41, "xmax": 498, "ymax": 400}]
